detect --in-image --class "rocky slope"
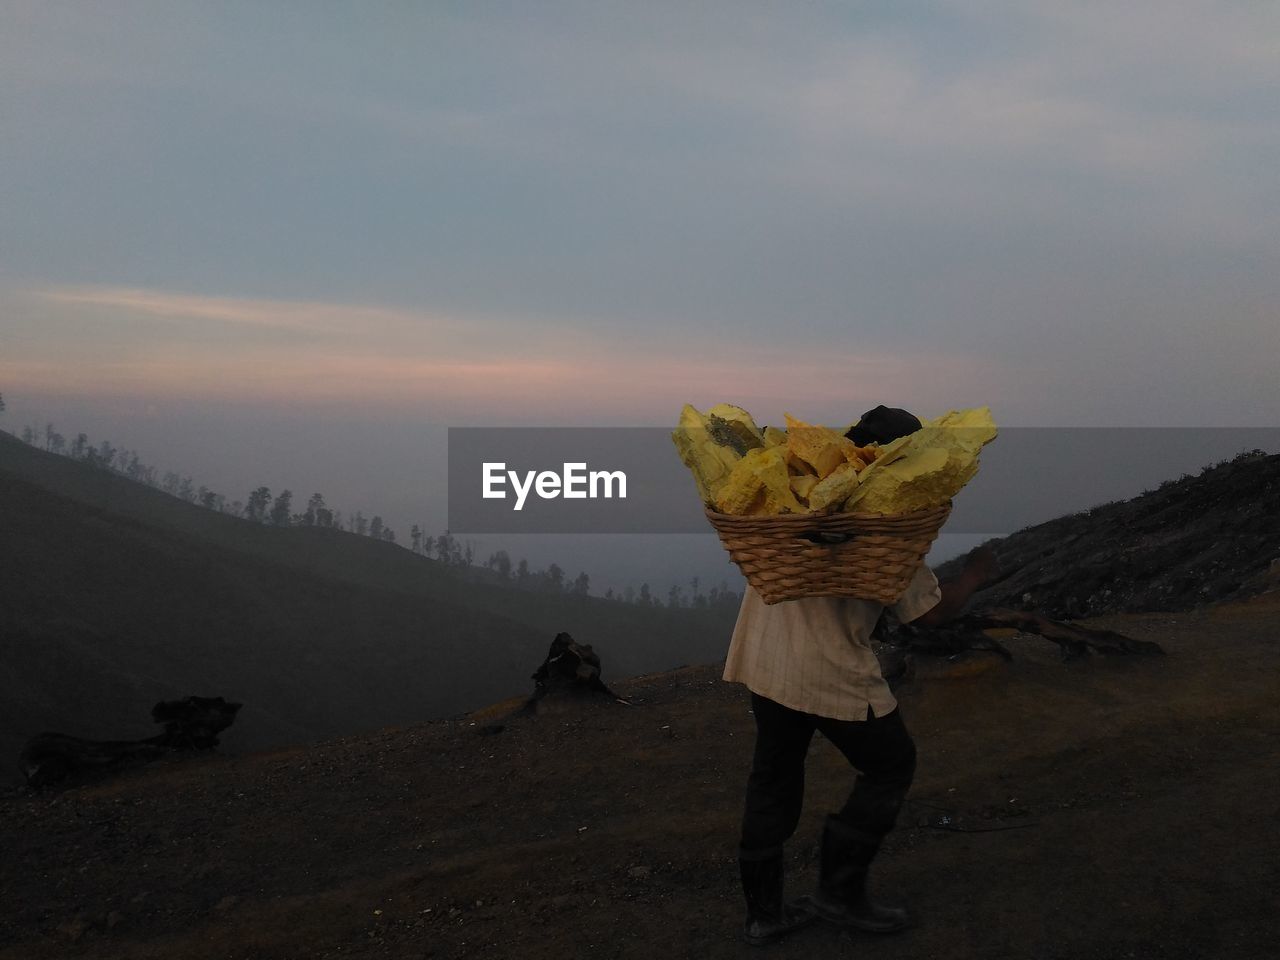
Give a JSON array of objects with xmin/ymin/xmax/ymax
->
[
  {"xmin": 2, "ymin": 597, "xmax": 1277, "ymax": 959},
  {"xmin": 938, "ymin": 450, "xmax": 1280, "ymax": 618}
]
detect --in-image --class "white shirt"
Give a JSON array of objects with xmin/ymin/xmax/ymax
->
[{"xmin": 722, "ymin": 565, "xmax": 941, "ymax": 720}]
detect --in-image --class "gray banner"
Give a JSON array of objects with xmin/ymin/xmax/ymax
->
[{"xmin": 447, "ymin": 427, "xmax": 1280, "ymax": 535}]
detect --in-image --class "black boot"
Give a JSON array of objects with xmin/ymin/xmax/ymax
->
[
  {"xmin": 808, "ymin": 815, "xmax": 911, "ymax": 933},
  {"xmin": 739, "ymin": 852, "xmax": 817, "ymax": 946}
]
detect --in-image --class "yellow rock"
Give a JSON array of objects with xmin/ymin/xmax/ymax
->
[
  {"xmin": 846, "ymin": 407, "xmax": 996, "ymax": 513},
  {"xmin": 670, "ymin": 404, "xmax": 744, "ymax": 504},
  {"xmin": 674, "ymin": 404, "xmax": 996, "ymax": 516},
  {"xmin": 714, "ymin": 447, "xmax": 806, "ymax": 515},
  {"xmin": 790, "ymin": 474, "xmax": 818, "ymax": 500},
  {"xmin": 921, "ymin": 407, "xmax": 998, "ymax": 459},
  {"xmin": 762, "ymin": 426, "xmax": 788, "ymax": 448},
  {"xmin": 784, "ymin": 414, "xmax": 853, "ymax": 479},
  {"xmin": 807, "ymin": 460, "xmax": 862, "ymax": 512}
]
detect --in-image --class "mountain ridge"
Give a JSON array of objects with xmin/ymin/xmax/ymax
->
[{"xmin": 0, "ymin": 432, "xmax": 737, "ymax": 785}]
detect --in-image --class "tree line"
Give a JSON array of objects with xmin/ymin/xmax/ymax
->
[{"xmin": 2, "ymin": 402, "xmax": 740, "ymax": 610}]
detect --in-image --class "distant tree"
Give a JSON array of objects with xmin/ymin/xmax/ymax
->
[
  {"xmin": 572, "ymin": 571, "xmax": 590, "ymax": 596},
  {"xmin": 124, "ymin": 451, "xmax": 145, "ymax": 481},
  {"xmin": 516, "ymin": 558, "xmax": 530, "ymax": 582},
  {"xmin": 246, "ymin": 486, "xmax": 272, "ymax": 522},
  {"xmin": 352, "ymin": 511, "xmax": 368, "ymax": 537},
  {"xmin": 177, "ymin": 476, "xmax": 195, "ymax": 501},
  {"xmin": 269, "ymin": 489, "xmax": 293, "ymax": 526},
  {"xmin": 463, "ymin": 541, "xmax": 474, "ymax": 566},
  {"xmin": 301, "ymin": 493, "xmax": 316, "ymax": 525},
  {"xmin": 605, "ymin": 587, "xmax": 615, "ymax": 601},
  {"xmin": 410, "ymin": 525, "xmax": 423, "ymax": 554},
  {"xmin": 302, "ymin": 492, "xmax": 330, "ymax": 527},
  {"xmin": 369, "ymin": 515, "xmax": 384, "ymax": 540},
  {"xmin": 383, "ymin": 527, "xmax": 396, "ymax": 543},
  {"xmin": 421, "ymin": 534, "xmax": 434, "ymax": 557},
  {"xmin": 638, "ymin": 583, "xmax": 652, "ymax": 607},
  {"xmin": 70, "ymin": 433, "xmax": 89, "ymax": 459},
  {"xmin": 624, "ymin": 584, "xmax": 636, "ymax": 604},
  {"xmin": 198, "ymin": 487, "xmax": 219, "ymax": 510},
  {"xmin": 48, "ymin": 431, "xmax": 65, "ymax": 455},
  {"xmin": 488, "ymin": 550, "xmax": 512, "ymax": 579},
  {"xmin": 0, "ymin": 392, "xmax": 5, "ymax": 415},
  {"xmin": 546, "ymin": 562, "xmax": 564, "ymax": 592},
  {"xmin": 227, "ymin": 500, "xmax": 245, "ymax": 517},
  {"xmin": 711, "ymin": 581, "xmax": 738, "ymax": 608},
  {"xmin": 95, "ymin": 440, "xmax": 117, "ymax": 470},
  {"xmin": 43, "ymin": 423, "xmax": 57, "ymax": 451},
  {"xmin": 21, "ymin": 425, "xmax": 36, "ymax": 445},
  {"xmin": 667, "ymin": 584, "xmax": 685, "ymax": 608}
]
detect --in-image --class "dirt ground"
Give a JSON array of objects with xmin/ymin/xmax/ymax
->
[{"xmin": 2, "ymin": 596, "xmax": 1278, "ymax": 960}]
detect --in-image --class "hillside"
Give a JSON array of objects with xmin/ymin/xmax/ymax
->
[
  {"xmin": 0, "ymin": 432, "xmax": 737, "ymax": 784},
  {"xmin": 937, "ymin": 450, "xmax": 1280, "ymax": 618},
  {"xmin": 1, "ymin": 596, "xmax": 1277, "ymax": 958}
]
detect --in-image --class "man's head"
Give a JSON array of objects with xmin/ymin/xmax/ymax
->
[{"xmin": 844, "ymin": 405, "xmax": 922, "ymax": 446}]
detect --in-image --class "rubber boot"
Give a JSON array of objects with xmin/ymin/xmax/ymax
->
[
  {"xmin": 808, "ymin": 815, "xmax": 911, "ymax": 933},
  {"xmin": 739, "ymin": 852, "xmax": 817, "ymax": 946}
]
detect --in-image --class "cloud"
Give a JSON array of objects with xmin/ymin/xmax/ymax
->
[
  {"xmin": 38, "ymin": 287, "xmax": 434, "ymax": 335},
  {"xmin": 9, "ymin": 286, "xmax": 992, "ymax": 423}
]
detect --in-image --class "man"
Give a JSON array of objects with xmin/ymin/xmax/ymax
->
[{"xmin": 724, "ymin": 406, "xmax": 998, "ymax": 945}]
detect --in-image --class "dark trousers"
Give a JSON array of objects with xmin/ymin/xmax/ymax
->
[{"xmin": 740, "ymin": 692, "xmax": 917, "ymax": 858}]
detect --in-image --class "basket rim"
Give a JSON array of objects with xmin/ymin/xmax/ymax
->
[{"xmin": 703, "ymin": 500, "xmax": 951, "ymax": 525}]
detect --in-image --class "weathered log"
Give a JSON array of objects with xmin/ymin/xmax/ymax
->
[
  {"xmin": 887, "ymin": 607, "xmax": 1163, "ymax": 662},
  {"xmin": 18, "ymin": 695, "xmax": 242, "ymax": 788},
  {"xmin": 959, "ymin": 607, "xmax": 1165, "ymax": 658}
]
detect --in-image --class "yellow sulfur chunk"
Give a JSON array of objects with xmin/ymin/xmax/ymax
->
[
  {"xmin": 714, "ymin": 447, "xmax": 806, "ymax": 515},
  {"xmin": 671, "ymin": 404, "xmax": 744, "ymax": 505},
  {"xmin": 784, "ymin": 414, "xmax": 852, "ymax": 479},
  {"xmin": 846, "ymin": 447, "xmax": 953, "ymax": 513},
  {"xmin": 808, "ymin": 460, "xmax": 862, "ymax": 512},
  {"xmin": 790, "ymin": 474, "xmax": 818, "ymax": 501},
  {"xmin": 846, "ymin": 407, "xmax": 996, "ymax": 513},
  {"xmin": 674, "ymin": 403, "xmax": 996, "ymax": 516},
  {"xmin": 923, "ymin": 407, "xmax": 998, "ymax": 454},
  {"xmin": 706, "ymin": 403, "xmax": 765, "ymax": 444},
  {"xmin": 847, "ymin": 444, "xmax": 880, "ymax": 469}
]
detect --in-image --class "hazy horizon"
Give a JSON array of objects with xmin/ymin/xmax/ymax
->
[{"xmin": 3, "ymin": 2, "xmax": 1277, "ymax": 591}]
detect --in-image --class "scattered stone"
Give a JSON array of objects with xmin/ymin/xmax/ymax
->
[{"xmin": 56, "ymin": 917, "xmax": 87, "ymax": 942}]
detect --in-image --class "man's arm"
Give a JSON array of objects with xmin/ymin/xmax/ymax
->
[{"xmin": 910, "ymin": 546, "xmax": 999, "ymax": 629}]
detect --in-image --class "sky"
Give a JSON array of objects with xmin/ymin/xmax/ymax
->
[{"xmin": 2, "ymin": 1, "xmax": 1278, "ymax": 591}]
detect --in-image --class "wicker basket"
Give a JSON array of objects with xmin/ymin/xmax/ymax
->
[{"xmin": 705, "ymin": 501, "xmax": 952, "ymax": 605}]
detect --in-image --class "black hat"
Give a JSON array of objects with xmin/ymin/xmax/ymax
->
[{"xmin": 844, "ymin": 405, "xmax": 922, "ymax": 446}]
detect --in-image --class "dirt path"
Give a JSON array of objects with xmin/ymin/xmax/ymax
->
[{"xmin": 2, "ymin": 598, "xmax": 1278, "ymax": 959}]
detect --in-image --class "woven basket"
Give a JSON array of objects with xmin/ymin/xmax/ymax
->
[{"xmin": 705, "ymin": 501, "xmax": 952, "ymax": 605}]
